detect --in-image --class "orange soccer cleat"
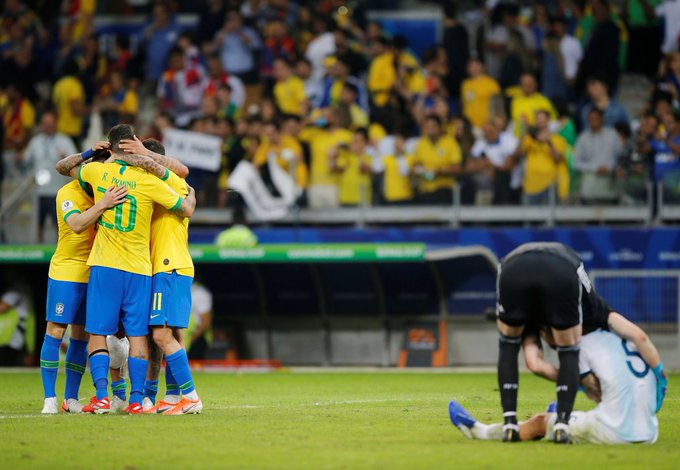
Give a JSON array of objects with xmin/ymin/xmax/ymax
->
[{"xmin": 162, "ymin": 397, "xmax": 203, "ymax": 415}]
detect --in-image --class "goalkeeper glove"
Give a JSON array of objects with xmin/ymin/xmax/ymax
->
[{"xmin": 652, "ymin": 363, "xmax": 668, "ymax": 414}]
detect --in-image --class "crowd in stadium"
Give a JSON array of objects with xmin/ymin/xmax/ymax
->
[{"xmin": 3, "ymin": 0, "xmax": 680, "ymax": 210}]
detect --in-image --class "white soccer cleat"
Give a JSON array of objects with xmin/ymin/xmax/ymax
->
[
  {"xmin": 61, "ymin": 398, "xmax": 84, "ymax": 413},
  {"xmin": 41, "ymin": 397, "xmax": 58, "ymax": 414},
  {"xmin": 110, "ymin": 395, "xmax": 127, "ymax": 413},
  {"xmin": 142, "ymin": 397, "xmax": 154, "ymax": 411}
]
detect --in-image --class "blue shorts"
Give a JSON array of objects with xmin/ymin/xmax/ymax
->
[
  {"xmin": 85, "ymin": 266, "xmax": 152, "ymax": 337},
  {"xmin": 46, "ymin": 278, "xmax": 87, "ymax": 325},
  {"xmin": 149, "ymin": 271, "xmax": 193, "ymax": 328}
]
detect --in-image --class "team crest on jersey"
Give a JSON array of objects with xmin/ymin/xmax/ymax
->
[
  {"xmin": 61, "ymin": 200, "xmax": 74, "ymax": 213},
  {"xmin": 55, "ymin": 303, "xmax": 65, "ymax": 316}
]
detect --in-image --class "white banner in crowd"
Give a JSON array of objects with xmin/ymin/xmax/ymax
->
[
  {"xmin": 228, "ymin": 160, "xmax": 292, "ymax": 221},
  {"xmin": 162, "ymin": 128, "xmax": 222, "ymax": 171}
]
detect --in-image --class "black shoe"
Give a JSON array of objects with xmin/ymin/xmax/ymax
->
[
  {"xmin": 502, "ymin": 425, "xmax": 521, "ymax": 442},
  {"xmin": 554, "ymin": 428, "xmax": 572, "ymax": 444}
]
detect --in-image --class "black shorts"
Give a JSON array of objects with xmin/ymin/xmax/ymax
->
[{"xmin": 497, "ymin": 251, "xmax": 583, "ymax": 331}]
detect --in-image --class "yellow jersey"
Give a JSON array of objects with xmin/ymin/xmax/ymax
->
[
  {"xmin": 461, "ymin": 74, "xmax": 501, "ymax": 128},
  {"xmin": 368, "ymin": 52, "xmax": 396, "ymax": 107},
  {"xmin": 150, "ymin": 170, "xmax": 193, "ymax": 277},
  {"xmin": 413, "ymin": 135, "xmax": 462, "ymax": 193},
  {"xmin": 52, "ymin": 76, "xmax": 85, "ymax": 137},
  {"xmin": 254, "ymin": 135, "xmax": 309, "ymax": 188},
  {"xmin": 273, "ymin": 75, "xmax": 306, "ymax": 116},
  {"xmin": 383, "ymin": 154, "xmax": 415, "ymax": 202},
  {"xmin": 510, "ymin": 93, "xmax": 557, "ymax": 136},
  {"xmin": 299, "ymin": 127, "xmax": 353, "ymax": 186},
  {"xmin": 521, "ymin": 134, "xmax": 568, "ymax": 195},
  {"xmin": 335, "ymin": 149, "xmax": 372, "ymax": 206},
  {"xmin": 48, "ymin": 180, "xmax": 95, "ymax": 283},
  {"xmin": 78, "ymin": 161, "xmax": 184, "ymax": 276}
]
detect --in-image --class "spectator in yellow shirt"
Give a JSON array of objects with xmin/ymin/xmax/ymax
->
[
  {"xmin": 332, "ymin": 128, "xmax": 374, "ymax": 206},
  {"xmin": 412, "ymin": 115, "xmax": 463, "ymax": 204},
  {"xmin": 394, "ymin": 35, "xmax": 426, "ymax": 99},
  {"xmin": 273, "ymin": 58, "xmax": 307, "ymax": 117},
  {"xmin": 299, "ymin": 107, "xmax": 353, "ymax": 208},
  {"xmin": 367, "ymin": 37, "xmax": 397, "ymax": 109},
  {"xmin": 52, "ymin": 61, "xmax": 87, "ymax": 147},
  {"xmin": 254, "ymin": 120, "xmax": 309, "ymax": 189},
  {"xmin": 516, "ymin": 109, "xmax": 569, "ymax": 205},
  {"xmin": 382, "ymin": 133, "xmax": 415, "ymax": 205},
  {"xmin": 461, "ymin": 58, "xmax": 502, "ymax": 129},
  {"xmin": 336, "ymin": 83, "xmax": 369, "ymax": 130},
  {"xmin": 510, "ymin": 73, "xmax": 556, "ymax": 136}
]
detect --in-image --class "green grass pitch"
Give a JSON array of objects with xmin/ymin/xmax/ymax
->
[{"xmin": 1, "ymin": 370, "xmax": 678, "ymax": 469}]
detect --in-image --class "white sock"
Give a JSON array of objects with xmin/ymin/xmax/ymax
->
[
  {"xmin": 471, "ymin": 423, "xmax": 503, "ymax": 440},
  {"xmin": 164, "ymin": 395, "xmax": 180, "ymax": 404},
  {"xmin": 184, "ymin": 390, "xmax": 199, "ymax": 401}
]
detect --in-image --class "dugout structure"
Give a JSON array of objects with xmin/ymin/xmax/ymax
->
[{"xmin": 0, "ymin": 244, "xmax": 499, "ymax": 366}]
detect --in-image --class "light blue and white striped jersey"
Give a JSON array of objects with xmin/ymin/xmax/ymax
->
[{"xmin": 579, "ymin": 330, "xmax": 658, "ymax": 442}]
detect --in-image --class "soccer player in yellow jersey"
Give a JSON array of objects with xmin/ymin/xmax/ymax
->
[
  {"xmin": 40, "ymin": 149, "xmax": 128, "ymax": 414},
  {"xmin": 117, "ymin": 137, "xmax": 203, "ymax": 414},
  {"xmin": 56, "ymin": 124, "xmax": 195, "ymax": 414}
]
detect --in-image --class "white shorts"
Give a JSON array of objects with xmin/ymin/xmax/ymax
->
[{"xmin": 546, "ymin": 411, "xmax": 658, "ymax": 445}]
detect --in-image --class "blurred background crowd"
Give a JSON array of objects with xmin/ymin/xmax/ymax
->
[{"xmin": 3, "ymin": 0, "xmax": 680, "ymax": 214}]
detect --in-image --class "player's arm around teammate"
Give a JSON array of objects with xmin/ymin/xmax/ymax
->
[
  {"xmin": 64, "ymin": 186, "xmax": 128, "ymax": 233},
  {"xmin": 119, "ymin": 135, "xmax": 189, "ymax": 178},
  {"xmin": 110, "ymin": 152, "xmax": 197, "ymax": 218},
  {"xmin": 55, "ymin": 141, "xmax": 111, "ymax": 176}
]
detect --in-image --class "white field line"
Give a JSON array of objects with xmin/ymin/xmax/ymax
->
[{"xmin": 2, "ymin": 397, "xmax": 678, "ymax": 419}]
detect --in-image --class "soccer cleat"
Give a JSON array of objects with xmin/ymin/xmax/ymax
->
[
  {"xmin": 502, "ymin": 424, "xmax": 521, "ymax": 442},
  {"xmin": 553, "ymin": 423, "xmax": 572, "ymax": 444},
  {"xmin": 82, "ymin": 396, "xmax": 111, "ymax": 414},
  {"xmin": 162, "ymin": 397, "xmax": 203, "ymax": 415},
  {"xmin": 127, "ymin": 402, "xmax": 144, "ymax": 414},
  {"xmin": 546, "ymin": 401, "xmax": 557, "ymax": 413},
  {"xmin": 448, "ymin": 400, "xmax": 476, "ymax": 439},
  {"xmin": 61, "ymin": 398, "xmax": 83, "ymax": 413},
  {"xmin": 110, "ymin": 396, "xmax": 127, "ymax": 413},
  {"xmin": 41, "ymin": 397, "xmax": 58, "ymax": 414},
  {"xmin": 143, "ymin": 400, "xmax": 177, "ymax": 414}
]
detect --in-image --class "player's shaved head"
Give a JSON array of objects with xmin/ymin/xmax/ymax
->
[
  {"xmin": 108, "ymin": 124, "xmax": 135, "ymax": 153},
  {"xmin": 143, "ymin": 138, "xmax": 165, "ymax": 155}
]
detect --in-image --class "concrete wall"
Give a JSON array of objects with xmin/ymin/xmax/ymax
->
[{"xmin": 242, "ymin": 319, "xmax": 680, "ymax": 369}]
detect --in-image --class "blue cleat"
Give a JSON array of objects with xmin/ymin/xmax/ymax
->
[
  {"xmin": 546, "ymin": 401, "xmax": 557, "ymax": 413},
  {"xmin": 448, "ymin": 400, "xmax": 477, "ymax": 439}
]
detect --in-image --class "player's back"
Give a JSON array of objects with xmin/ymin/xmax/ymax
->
[
  {"xmin": 581, "ymin": 329, "xmax": 658, "ymax": 442},
  {"xmin": 49, "ymin": 180, "xmax": 95, "ymax": 283},
  {"xmin": 150, "ymin": 170, "xmax": 193, "ymax": 277},
  {"xmin": 502, "ymin": 242, "xmax": 582, "ymax": 268},
  {"xmin": 78, "ymin": 161, "xmax": 183, "ymax": 276}
]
